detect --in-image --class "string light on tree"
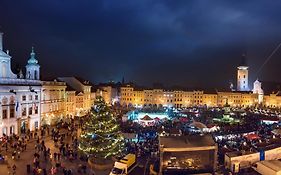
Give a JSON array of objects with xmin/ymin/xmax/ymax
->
[{"xmin": 79, "ymin": 96, "xmax": 124, "ymax": 160}]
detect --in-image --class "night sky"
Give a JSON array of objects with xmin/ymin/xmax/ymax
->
[{"xmin": 1, "ymin": 0, "xmax": 281, "ymax": 89}]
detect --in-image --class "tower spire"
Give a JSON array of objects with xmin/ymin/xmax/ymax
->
[
  {"xmin": 0, "ymin": 32, "xmax": 3, "ymax": 51},
  {"xmin": 26, "ymin": 46, "xmax": 40, "ymax": 80},
  {"xmin": 239, "ymin": 53, "xmax": 247, "ymax": 67},
  {"xmin": 28, "ymin": 46, "xmax": 38, "ymax": 64}
]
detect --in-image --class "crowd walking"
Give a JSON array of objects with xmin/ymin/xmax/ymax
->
[{"xmin": 0, "ymin": 117, "xmax": 96, "ymax": 175}]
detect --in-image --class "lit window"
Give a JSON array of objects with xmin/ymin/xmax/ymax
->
[
  {"xmin": 29, "ymin": 107, "xmax": 33, "ymax": 115},
  {"xmin": 22, "ymin": 107, "xmax": 26, "ymax": 116},
  {"xmin": 10, "ymin": 126, "xmax": 14, "ymax": 135},
  {"xmin": 35, "ymin": 106, "xmax": 38, "ymax": 114},
  {"xmin": 2, "ymin": 127, "xmax": 7, "ymax": 135},
  {"xmin": 35, "ymin": 121, "xmax": 39, "ymax": 129},
  {"xmin": 10, "ymin": 106, "xmax": 15, "ymax": 118},
  {"xmin": 2, "ymin": 109, "xmax": 7, "ymax": 119}
]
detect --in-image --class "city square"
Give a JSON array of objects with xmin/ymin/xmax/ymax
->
[{"xmin": 1, "ymin": 1, "xmax": 281, "ymax": 175}]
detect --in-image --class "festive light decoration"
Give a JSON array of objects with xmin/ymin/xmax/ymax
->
[{"xmin": 79, "ymin": 96, "xmax": 124, "ymax": 160}]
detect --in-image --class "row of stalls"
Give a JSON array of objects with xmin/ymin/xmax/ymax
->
[
  {"xmin": 123, "ymin": 111, "xmax": 222, "ymax": 134},
  {"xmin": 138, "ymin": 115, "xmax": 194, "ymax": 127},
  {"xmin": 223, "ymin": 129, "xmax": 281, "ymax": 173},
  {"xmin": 123, "ymin": 112, "xmax": 191, "ymax": 127}
]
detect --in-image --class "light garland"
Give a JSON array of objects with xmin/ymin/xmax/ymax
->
[{"xmin": 79, "ymin": 96, "xmax": 124, "ymax": 159}]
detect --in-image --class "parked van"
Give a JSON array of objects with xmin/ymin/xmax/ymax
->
[{"xmin": 110, "ymin": 154, "xmax": 136, "ymax": 175}]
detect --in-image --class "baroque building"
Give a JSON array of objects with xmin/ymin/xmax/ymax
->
[
  {"xmin": 26, "ymin": 47, "xmax": 40, "ymax": 80},
  {"xmin": 0, "ymin": 32, "xmax": 96, "ymax": 136},
  {"xmin": 0, "ymin": 32, "xmax": 41, "ymax": 136}
]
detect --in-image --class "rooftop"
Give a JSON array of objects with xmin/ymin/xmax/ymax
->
[
  {"xmin": 226, "ymin": 150, "xmax": 257, "ymax": 158},
  {"xmin": 226, "ymin": 138, "xmax": 281, "ymax": 158},
  {"xmin": 57, "ymin": 77, "xmax": 92, "ymax": 93},
  {"xmin": 159, "ymin": 134, "xmax": 216, "ymax": 149}
]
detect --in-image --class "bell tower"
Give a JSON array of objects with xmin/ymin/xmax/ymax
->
[
  {"xmin": 237, "ymin": 54, "xmax": 249, "ymax": 91},
  {"xmin": 25, "ymin": 47, "xmax": 40, "ymax": 80}
]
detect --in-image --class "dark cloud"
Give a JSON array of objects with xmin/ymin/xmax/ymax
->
[{"xmin": 0, "ymin": 0, "xmax": 281, "ymax": 88}]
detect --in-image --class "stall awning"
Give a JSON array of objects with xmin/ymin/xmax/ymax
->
[{"xmin": 244, "ymin": 133, "xmax": 260, "ymax": 141}]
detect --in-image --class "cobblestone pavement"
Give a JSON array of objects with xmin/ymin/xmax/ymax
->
[
  {"xmin": 0, "ymin": 124, "xmax": 151, "ymax": 175},
  {"xmin": 0, "ymin": 128, "xmax": 112, "ymax": 175}
]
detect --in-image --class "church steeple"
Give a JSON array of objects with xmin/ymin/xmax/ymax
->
[
  {"xmin": 0, "ymin": 32, "xmax": 3, "ymax": 51},
  {"xmin": 0, "ymin": 32, "xmax": 17, "ymax": 78},
  {"xmin": 27, "ymin": 47, "xmax": 39, "ymax": 65},
  {"xmin": 237, "ymin": 53, "xmax": 249, "ymax": 91},
  {"xmin": 26, "ymin": 47, "xmax": 40, "ymax": 80},
  {"xmin": 239, "ymin": 53, "xmax": 248, "ymax": 67}
]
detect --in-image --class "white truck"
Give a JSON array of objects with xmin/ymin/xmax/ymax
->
[{"xmin": 110, "ymin": 154, "xmax": 136, "ymax": 175}]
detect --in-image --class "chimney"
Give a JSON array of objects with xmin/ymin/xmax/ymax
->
[{"xmin": 0, "ymin": 32, "xmax": 3, "ymax": 51}]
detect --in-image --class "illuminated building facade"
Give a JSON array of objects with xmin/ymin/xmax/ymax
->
[
  {"xmin": 96, "ymin": 85, "xmax": 119, "ymax": 105},
  {"xmin": 0, "ymin": 32, "xmax": 96, "ymax": 136},
  {"xmin": 252, "ymin": 79, "xmax": 264, "ymax": 104},
  {"xmin": 119, "ymin": 82, "xmax": 281, "ymax": 109},
  {"xmin": 237, "ymin": 66, "xmax": 249, "ymax": 91},
  {"xmin": 65, "ymin": 88, "xmax": 76, "ymax": 117},
  {"xmin": 263, "ymin": 92, "xmax": 281, "ymax": 108},
  {"xmin": 57, "ymin": 77, "xmax": 93, "ymax": 116},
  {"xmin": 119, "ymin": 56, "xmax": 281, "ymax": 108},
  {"xmin": 217, "ymin": 91, "xmax": 258, "ymax": 107},
  {"xmin": 0, "ymin": 82, "xmax": 41, "ymax": 136},
  {"xmin": 0, "ymin": 33, "xmax": 41, "ymax": 136},
  {"xmin": 40, "ymin": 81, "xmax": 66, "ymax": 125},
  {"xmin": 120, "ymin": 85, "xmax": 259, "ymax": 108},
  {"xmin": 257, "ymin": 81, "xmax": 281, "ymax": 108}
]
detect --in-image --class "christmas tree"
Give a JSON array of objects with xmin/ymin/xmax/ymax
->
[{"xmin": 79, "ymin": 96, "xmax": 124, "ymax": 160}]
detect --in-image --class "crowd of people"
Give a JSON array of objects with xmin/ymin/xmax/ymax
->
[
  {"xmin": 1, "ymin": 104, "xmax": 279, "ymax": 175},
  {"xmin": 121, "ymin": 106, "xmax": 281, "ymax": 171},
  {"xmin": 0, "ymin": 117, "xmax": 95, "ymax": 175},
  {"xmin": 126, "ymin": 129, "xmax": 159, "ymax": 158}
]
